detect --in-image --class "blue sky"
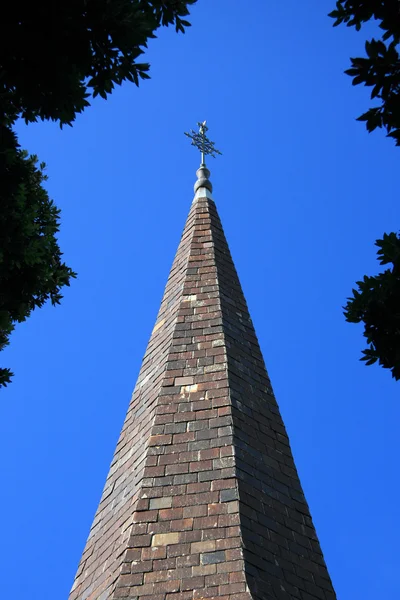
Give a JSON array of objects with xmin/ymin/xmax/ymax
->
[{"xmin": 1, "ymin": 1, "xmax": 399, "ymax": 598}]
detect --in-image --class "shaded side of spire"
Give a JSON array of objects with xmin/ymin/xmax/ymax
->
[{"xmin": 209, "ymin": 203, "xmax": 336, "ymax": 600}]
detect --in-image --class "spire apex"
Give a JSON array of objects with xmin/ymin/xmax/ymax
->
[
  {"xmin": 184, "ymin": 121, "xmax": 221, "ymax": 198},
  {"xmin": 194, "ymin": 165, "xmax": 212, "ymax": 196}
]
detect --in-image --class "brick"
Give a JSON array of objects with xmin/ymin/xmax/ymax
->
[
  {"xmin": 130, "ymin": 560, "xmax": 152, "ymax": 573},
  {"xmin": 191, "ymin": 540, "xmax": 216, "ymax": 553},
  {"xmin": 226, "ymin": 548, "xmax": 242, "ymax": 561},
  {"xmin": 186, "ymin": 482, "xmax": 210, "ymax": 494},
  {"xmin": 149, "ymin": 434, "xmax": 172, "ymax": 447},
  {"xmin": 181, "ymin": 576, "xmax": 205, "ymax": 591},
  {"xmin": 118, "ymin": 573, "xmax": 144, "ymax": 587},
  {"xmin": 167, "ymin": 543, "xmax": 191, "ymax": 558},
  {"xmin": 220, "ymin": 488, "xmax": 238, "ymax": 502},
  {"xmin": 173, "ymin": 518, "xmax": 194, "ymax": 530},
  {"xmin": 216, "ymin": 538, "xmax": 241, "ymax": 551},
  {"xmin": 123, "ymin": 548, "xmax": 141, "ymax": 562},
  {"xmin": 208, "ymin": 502, "xmax": 228, "ymax": 516},
  {"xmin": 211, "ymin": 478, "xmax": 236, "ymax": 491},
  {"xmin": 183, "ymin": 505, "xmax": 207, "ymax": 518},
  {"xmin": 217, "ymin": 560, "xmax": 244, "ymax": 573},
  {"xmin": 201, "ymin": 551, "xmax": 226, "ymax": 565},
  {"xmin": 159, "ymin": 508, "xmax": 183, "ymax": 521},
  {"xmin": 172, "ymin": 433, "xmax": 195, "ymax": 445},
  {"xmin": 149, "ymin": 497, "xmax": 173, "ymax": 510},
  {"xmin": 165, "ymin": 463, "xmax": 189, "ymax": 475},
  {"xmin": 133, "ymin": 509, "xmax": 158, "ymax": 523},
  {"xmin": 230, "ymin": 571, "xmax": 247, "ymax": 583},
  {"xmin": 199, "ymin": 448, "xmax": 220, "ymax": 460},
  {"xmin": 189, "ymin": 460, "xmax": 212, "ymax": 472},
  {"xmin": 166, "ymin": 594, "xmax": 193, "ymax": 600},
  {"xmin": 142, "ymin": 546, "xmax": 167, "ymax": 560},
  {"xmin": 152, "ymin": 533, "xmax": 180, "ymax": 546},
  {"xmin": 124, "ymin": 583, "xmax": 154, "ymax": 596},
  {"xmin": 193, "ymin": 515, "xmax": 219, "ymax": 529},
  {"xmin": 202, "ymin": 527, "xmax": 228, "ymax": 541},
  {"xmin": 220, "ymin": 583, "xmax": 246, "ymax": 595},
  {"xmin": 136, "ymin": 498, "xmax": 150, "ymax": 511},
  {"xmin": 128, "ymin": 534, "xmax": 152, "ymax": 547},
  {"xmin": 174, "ymin": 377, "xmax": 194, "ymax": 386},
  {"xmin": 153, "ymin": 580, "xmax": 180, "ymax": 594},
  {"xmin": 176, "ymin": 554, "xmax": 200, "ymax": 568},
  {"xmin": 205, "ymin": 573, "xmax": 229, "ymax": 586},
  {"xmin": 218, "ymin": 513, "xmax": 240, "ymax": 527}
]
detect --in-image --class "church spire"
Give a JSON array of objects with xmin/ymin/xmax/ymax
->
[{"xmin": 69, "ymin": 126, "xmax": 336, "ymax": 600}]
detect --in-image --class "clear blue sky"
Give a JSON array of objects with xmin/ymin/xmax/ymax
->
[{"xmin": 1, "ymin": 1, "xmax": 399, "ymax": 598}]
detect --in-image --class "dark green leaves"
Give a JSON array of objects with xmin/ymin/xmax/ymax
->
[
  {"xmin": 0, "ymin": 126, "xmax": 76, "ymax": 387},
  {"xmin": 328, "ymin": 1, "xmax": 400, "ymax": 41},
  {"xmin": 344, "ymin": 233, "xmax": 400, "ymax": 380},
  {"xmin": 329, "ymin": 0, "xmax": 400, "ymax": 146},
  {"xmin": 0, "ymin": 0, "xmax": 197, "ymax": 127},
  {"xmin": 0, "ymin": 1, "xmax": 196, "ymax": 387}
]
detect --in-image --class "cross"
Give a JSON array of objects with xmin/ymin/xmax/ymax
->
[{"xmin": 184, "ymin": 121, "xmax": 222, "ymax": 167}]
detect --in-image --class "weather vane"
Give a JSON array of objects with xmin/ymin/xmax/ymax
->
[{"xmin": 184, "ymin": 121, "xmax": 222, "ymax": 167}]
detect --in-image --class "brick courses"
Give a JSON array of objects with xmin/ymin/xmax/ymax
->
[{"xmin": 69, "ymin": 192, "xmax": 336, "ymax": 600}]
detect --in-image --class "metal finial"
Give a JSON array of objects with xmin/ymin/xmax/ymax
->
[{"xmin": 184, "ymin": 120, "xmax": 222, "ymax": 167}]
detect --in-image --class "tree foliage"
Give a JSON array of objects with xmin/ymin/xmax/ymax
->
[
  {"xmin": 344, "ymin": 233, "xmax": 400, "ymax": 380},
  {"xmin": 0, "ymin": 0, "xmax": 196, "ymax": 126},
  {"xmin": 0, "ymin": 1, "xmax": 196, "ymax": 386},
  {"xmin": 329, "ymin": 0, "xmax": 400, "ymax": 144},
  {"xmin": 0, "ymin": 127, "xmax": 76, "ymax": 386},
  {"xmin": 330, "ymin": 2, "xmax": 400, "ymax": 380}
]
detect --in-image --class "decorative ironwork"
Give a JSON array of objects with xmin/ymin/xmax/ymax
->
[{"xmin": 184, "ymin": 121, "xmax": 222, "ymax": 166}]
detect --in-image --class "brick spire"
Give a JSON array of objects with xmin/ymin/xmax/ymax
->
[{"xmin": 69, "ymin": 168, "xmax": 336, "ymax": 600}]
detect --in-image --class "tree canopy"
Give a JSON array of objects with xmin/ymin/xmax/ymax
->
[
  {"xmin": 1, "ymin": 1, "xmax": 195, "ymax": 126},
  {"xmin": 344, "ymin": 233, "xmax": 400, "ymax": 380},
  {"xmin": 0, "ymin": 127, "xmax": 76, "ymax": 386},
  {"xmin": 0, "ymin": 0, "xmax": 196, "ymax": 386},
  {"xmin": 329, "ymin": 0, "xmax": 400, "ymax": 145},
  {"xmin": 330, "ymin": 1, "xmax": 400, "ymax": 380}
]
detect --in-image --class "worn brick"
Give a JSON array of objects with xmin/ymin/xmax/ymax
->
[
  {"xmin": 159, "ymin": 508, "xmax": 183, "ymax": 521},
  {"xmin": 132, "ymin": 510, "xmax": 158, "ymax": 523},
  {"xmin": 181, "ymin": 576, "xmax": 205, "ymax": 591},
  {"xmin": 174, "ymin": 376, "xmax": 194, "ymax": 386},
  {"xmin": 191, "ymin": 540, "xmax": 216, "ymax": 553},
  {"xmin": 142, "ymin": 546, "xmax": 167, "ymax": 561},
  {"xmin": 149, "ymin": 497, "xmax": 172, "ymax": 510},
  {"xmin": 152, "ymin": 532, "xmax": 180, "ymax": 546},
  {"xmin": 148, "ymin": 434, "xmax": 172, "ymax": 447},
  {"xmin": 183, "ymin": 505, "xmax": 207, "ymax": 518},
  {"xmin": 130, "ymin": 560, "xmax": 152, "ymax": 574},
  {"xmin": 205, "ymin": 572, "xmax": 230, "ymax": 586},
  {"xmin": 201, "ymin": 551, "xmax": 226, "ymax": 565},
  {"xmin": 118, "ymin": 573, "xmax": 144, "ymax": 587},
  {"xmin": 220, "ymin": 488, "xmax": 238, "ymax": 502},
  {"xmin": 194, "ymin": 563, "xmax": 219, "ymax": 577}
]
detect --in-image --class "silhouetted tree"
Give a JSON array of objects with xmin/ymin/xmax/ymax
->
[
  {"xmin": 329, "ymin": 0, "xmax": 400, "ymax": 144},
  {"xmin": 0, "ymin": 0, "xmax": 196, "ymax": 386},
  {"xmin": 0, "ymin": 127, "xmax": 76, "ymax": 386},
  {"xmin": 344, "ymin": 233, "xmax": 400, "ymax": 380},
  {"xmin": 330, "ymin": 1, "xmax": 400, "ymax": 380}
]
